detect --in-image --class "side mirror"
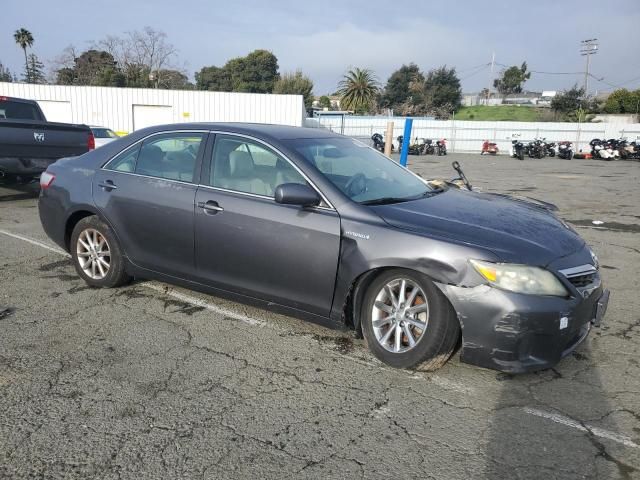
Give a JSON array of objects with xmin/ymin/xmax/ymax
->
[{"xmin": 274, "ymin": 183, "xmax": 321, "ymax": 207}]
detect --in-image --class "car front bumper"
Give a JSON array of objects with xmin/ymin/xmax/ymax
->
[{"xmin": 437, "ymin": 282, "xmax": 609, "ymax": 373}]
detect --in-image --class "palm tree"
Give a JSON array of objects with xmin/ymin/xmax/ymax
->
[
  {"xmin": 337, "ymin": 68, "xmax": 379, "ymax": 114},
  {"xmin": 14, "ymin": 28, "xmax": 34, "ymax": 81}
]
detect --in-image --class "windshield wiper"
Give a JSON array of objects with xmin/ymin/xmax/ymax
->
[{"xmin": 360, "ymin": 197, "xmax": 413, "ymax": 206}]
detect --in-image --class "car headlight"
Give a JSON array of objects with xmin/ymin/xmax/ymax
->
[{"xmin": 470, "ymin": 260, "xmax": 568, "ymax": 297}]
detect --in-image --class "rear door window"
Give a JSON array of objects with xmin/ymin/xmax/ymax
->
[{"xmin": 134, "ymin": 133, "xmax": 205, "ymax": 183}]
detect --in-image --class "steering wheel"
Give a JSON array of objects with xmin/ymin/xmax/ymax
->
[{"xmin": 344, "ymin": 173, "xmax": 367, "ymax": 198}]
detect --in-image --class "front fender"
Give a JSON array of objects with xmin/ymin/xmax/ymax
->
[{"xmin": 329, "ymin": 218, "xmax": 498, "ymax": 324}]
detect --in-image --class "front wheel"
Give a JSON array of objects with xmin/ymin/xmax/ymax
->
[
  {"xmin": 360, "ymin": 270, "xmax": 460, "ymax": 370},
  {"xmin": 70, "ymin": 215, "xmax": 131, "ymax": 288}
]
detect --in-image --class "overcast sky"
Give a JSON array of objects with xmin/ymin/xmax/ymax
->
[{"xmin": 2, "ymin": 0, "xmax": 639, "ymax": 95}]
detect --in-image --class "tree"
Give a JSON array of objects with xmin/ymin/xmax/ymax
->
[
  {"xmin": 14, "ymin": 28, "xmax": 34, "ymax": 82},
  {"xmin": 337, "ymin": 68, "xmax": 379, "ymax": 114},
  {"xmin": 493, "ymin": 62, "xmax": 531, "ymax": 95},
  {"xmin": 603, "ymin": 89, "xmax": 640, "ymax": 114},
  {"xmin": 156, "ymin": 69, "xmax": 193, "ymax": 90},
  {"xmin": 196, "ymin": 50, "xmax": 279, "ymax": 93},
  {"xmin": 94, "ymin": 27, "xmax": 183, "ymax": 88},
  {"xmin": 25, "ymin": 54, "xmax": 46, "ymax": 84},
  {"xmin": 380, "ymin": 64, "xmax": 425, "ymax": 113},
  {"xmin": 551, "ymin": 85, "xmax": 598, "ymax": 121},
  {"xmin": 318, "ymin": 95, "xmax": 332, "ymax": 109},
  {"xmin": 196, "ymin": 66, "xmax": 232, "ymax": 91},
  {"xmin": 55, "ymin": 49, "xmax": 125, "ymax": 87},
  {"xmin": 423, "ymin": 65, "xmax": 462, "ymax": 113},
  {"xmin": 273, "ymin": 70, "xmax": 314, "ymax": 109},
  {"xmin": 0, "ymin": 62, "xmax": 13, "ymax": 82}
]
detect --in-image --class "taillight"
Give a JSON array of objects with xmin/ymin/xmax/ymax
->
[
  {"xmin": 40, "ymin": 171, "xmax": 55, "ymax": 189},
  {"xmin": 88, "ymin": 131, "xmax": 95, "ymax": 150}
]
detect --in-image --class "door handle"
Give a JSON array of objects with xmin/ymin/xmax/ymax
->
[
  {"xmin": 198, "ymin": 200, "xmax": 224, "ymax": 214},
  {"xmin": 98, "ymin": 181, "xmax": 117, "ymax": 191}
]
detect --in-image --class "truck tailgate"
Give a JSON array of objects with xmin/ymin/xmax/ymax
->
[{"xmin": 0, "ymin": 119, "xmax": 90, "ymax": 158}]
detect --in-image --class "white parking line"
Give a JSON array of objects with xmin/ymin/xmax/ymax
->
[
  {"xmin": 142, "ymin": 282, "xmax": 264, "ymax": 326},
  {"xmin": 0, "ymin": 229, "xmax": 69, "ymax": 256},
  {"xmin": 0, "ymin": 228, "xmax": 261, "ymax": 326},
  {"xmin": 524, "ymin": 407, "xmax": 639, "ymax": 449}
]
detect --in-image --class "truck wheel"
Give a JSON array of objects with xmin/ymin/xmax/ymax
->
[
  {"xmin": 70, "ymin": 215, "xmax": 131, "ymax": 288},
  {"xmin": 360, "ymin": 269, "xmax": 460, "ymax": 370}
]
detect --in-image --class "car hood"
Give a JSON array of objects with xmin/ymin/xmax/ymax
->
[{"xmin": 371, "ymin": 188, "xmax": 584, "ymax": 265}]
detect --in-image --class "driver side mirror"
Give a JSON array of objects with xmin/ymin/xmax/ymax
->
[{"xmin": 274, "ymin": 183, "xmax": 321, "ymax": 207}]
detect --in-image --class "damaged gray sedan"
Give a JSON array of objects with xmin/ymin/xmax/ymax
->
[{"xmin": 38, "ymin": 123, "xmax": 609, "ymax": 372}]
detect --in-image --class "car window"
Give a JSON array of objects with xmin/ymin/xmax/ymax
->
[
  {"xmin": 0, "ymin": 99, "xmax": 44, "ymax": 121},
  {"xmin": 92, "ymin": 128, "xmax": 119, "ymax": 138},
  {"xmin": 135, "ymin": 133, "xmax": 205, "ymax": 183},
  {"xmin": 106, "ymin": 144, "xmax": 141, "ymax": 173},
  {"xmin": 286, "ymin": 137, "xmax": 431, "ymax": 203},
  {"xmin": 208, "ymin": 135, "xmax": 307, "ymax": 197}
]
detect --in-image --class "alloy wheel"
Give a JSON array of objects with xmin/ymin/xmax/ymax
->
[
  {"xmin": 371, "ymin": 278, "xmax": 429, "ymax": 353},
  {"xmin": 76, "ymin": 228, "xmax": 111, "ymax": 280}
]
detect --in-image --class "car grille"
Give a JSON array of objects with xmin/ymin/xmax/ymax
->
[
  {"xmin": 567, "ymin": 273, "xmax": 596, "ymax": 288},
  {"xmin": 558, "ymin": 264, "xmax": 598, "ymax": 290}
]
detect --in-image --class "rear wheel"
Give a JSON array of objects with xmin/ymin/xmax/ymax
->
[
  {"xmin": 361, "ymin": 270, "xmax": 460, "ymax": 370},
  {"xmin": 70, "ymin": 215, "xmax": 131, "ymax": 288}
]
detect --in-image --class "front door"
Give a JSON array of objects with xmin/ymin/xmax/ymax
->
[
  {"xmin": 194, "ymin": 133, "xmax": 341, "ymax": 317},
  {"xmin": 93, "ymin": 131, "xmax": 207, "ymax": 278}
]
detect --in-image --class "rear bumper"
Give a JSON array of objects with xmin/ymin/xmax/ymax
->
[
  {"xmin": 437, "ymin": 282, "xmax": 608, "ymax": 373},
  {"xmin": 0, "ymin": 157, "xmax": 54, "ymax": 177}
]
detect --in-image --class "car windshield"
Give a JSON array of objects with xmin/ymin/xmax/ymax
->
[
  {"xmin": 92, "ymin": 128, "xmax": 118, "ymax": 138},
  {"xmin": 286, "ymin": 137, "xmax": 433, "ymax": 204}
]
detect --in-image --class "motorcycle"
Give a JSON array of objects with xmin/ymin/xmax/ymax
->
[
  {"xmin": 544, "ymin": 140, "xmax": 556, "ymax": 157},
  {"xmin": 397, "ymin": 136, "xmax": 429, "ymax": 155},
  {"xmin": 510, "ymin": 140, "xmax": 525, "ymax": 160},
  {"xmin": 526, "ymin": 138, "xmax": 546, "ymax": 159},
  {"xmin": 435, "ymin": 139, "xmax": 447, "ymax": 156},
  {"xmin": 481, "ymin": 140, "xmax": 499, "ymax": 155},
  {"xmin": 590, "ymin": 139, "xmax": 618, "ymax": 160},
  {"xmin": 557, "ymin": 141, "xmax": 574, "ymax": 160},
  {"xmin": 371, "ymin": 133, "xmax": 393, "ymax": 153}
]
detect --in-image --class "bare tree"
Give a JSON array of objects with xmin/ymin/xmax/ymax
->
[{"xmin": 93, "ymin": 27, "xmax": 181, "ymax": 87}]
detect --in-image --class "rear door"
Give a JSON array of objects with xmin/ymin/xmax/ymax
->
[
  {"xmin": 93, "ymin": 130, "xmax": 207, "ymax": 278},
  {"xmin": 193, "ymin": 133, "xmax": 341, "ymax": 317}
]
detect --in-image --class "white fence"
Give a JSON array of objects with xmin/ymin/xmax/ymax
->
[
  {"xmin": 305, "ymin": 116, "xmax": 640, "ymax": 154},
  {"xmin": 1, "ymin": 82, "xmax": 306, "ymax": 134}
]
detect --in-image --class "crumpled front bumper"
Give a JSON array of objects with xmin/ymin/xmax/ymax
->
[{"xmin": 436, "ymin": 281, "xmax": 608, "ymax": 373}]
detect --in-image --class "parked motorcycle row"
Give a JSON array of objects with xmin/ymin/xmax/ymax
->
[
  {"xmin": 509, "ymin": 137, "xmax": 566, "ymax": 161},
  {"xmin": 371, "ymin": 133, "xmax": 447, "ymax": 156},
  {"xmin": 589, "ymin": 138, "xmax": 640, "ymax": 160}
]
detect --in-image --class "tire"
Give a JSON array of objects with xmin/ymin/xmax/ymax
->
[
  {"xmin": 70, "ymin": 215, "xmax": 131, "ymax": 288},
  {"xmin": 360, "ymin": 269, "xmax": 460, "ymax": 370},
  {"xmin": 518, "ymin": 150, "xmax": 524, "ymax": 161}
]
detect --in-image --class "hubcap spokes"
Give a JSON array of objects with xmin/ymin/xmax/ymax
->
[
  {"xmin": 371, "ymin": 278, "xmax": 429, "ymax": 353},
  {"xmin": 77, "ymin": 229, "xmax": 111, "ymax": 280}
]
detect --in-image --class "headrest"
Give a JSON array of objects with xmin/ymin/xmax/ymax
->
[
  {"xmin": 139, "ymin": 144, "xmax": 164, "ymax": 163},
  {"xmin": 229, "ymin": 150, "xmax": 254, "ymax": 178}
]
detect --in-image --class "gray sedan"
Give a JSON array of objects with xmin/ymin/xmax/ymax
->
[{"xmin": 38, "ymin": 123, "xmax": 609, "ymax": 372}]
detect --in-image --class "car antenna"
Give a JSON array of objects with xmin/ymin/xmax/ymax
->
[{"xmin": 451, "ymin": 161, "xmax": 472, "ymax": 191}]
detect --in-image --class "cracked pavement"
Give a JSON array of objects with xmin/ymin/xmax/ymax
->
[{"xmin": 1, "ymin": 154, "xmax": 639, "ymax": 479}]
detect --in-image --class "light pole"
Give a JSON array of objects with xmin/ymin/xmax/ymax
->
[{"xmin": 580, "ymin": 39, "xmax": 598, "ymax": 95}]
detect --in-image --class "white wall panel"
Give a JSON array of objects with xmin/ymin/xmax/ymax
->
[
  {"xmin": 0, "ymin": 82, "xmax": 304, "ymax": 133},
  {"xmin": 308, "ymin": 115, "xmax": 640, "ymax": 153}
]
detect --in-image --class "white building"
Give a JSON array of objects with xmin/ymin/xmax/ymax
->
[{"xmin": 0, "ymin": 82, "xmax": 305, "ymax": 135}]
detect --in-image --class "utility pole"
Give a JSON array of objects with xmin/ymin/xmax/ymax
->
[
  {"xmin": 580, "ymin": 39, "xmax": 598, "ymax": 94},
  {"xmin": 486, "ymin": 52, "xmax": 495, "ymax": 105}
]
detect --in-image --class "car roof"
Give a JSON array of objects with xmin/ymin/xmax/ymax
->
[{"xmin": 137, "ymin": 122, "xmax": 339, "ymax": 142}]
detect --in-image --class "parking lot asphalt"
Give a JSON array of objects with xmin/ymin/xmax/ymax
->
[{"xmin": 1, "ymin": 153, "xmax": 639, "ymax": 479}]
